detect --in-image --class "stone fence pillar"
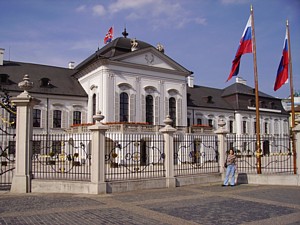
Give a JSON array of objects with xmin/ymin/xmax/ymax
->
[
  {"xmin": 11, "ymin": 75, "xmax": 40, "ymax": 193},
  {"xmin": 214, "ymin": 119, "xmax": 229, "ymax": 174},
  {"xmin": 88, "ymin": 111, "xmax": 109, "ymax": 194},
  {"xmin": 159, "ymin": 116, "xmax": 177, "ymax": 188},
  {"xmin": 292, "ymin": 119, "xmax": 300, "ymax": 175}
]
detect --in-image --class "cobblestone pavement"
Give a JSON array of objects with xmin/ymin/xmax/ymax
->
[{"xmin": 0, "ymin": 184, "xmax": 299, "ymax": 225}]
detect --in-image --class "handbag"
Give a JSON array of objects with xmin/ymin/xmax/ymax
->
[{"xmin": 224, "ymin": 162, "xmax": 227, "ymax": 168}]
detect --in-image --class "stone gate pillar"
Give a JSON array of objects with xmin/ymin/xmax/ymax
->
[
  {"xmin": 215, "ymin": 119, "xmax": 229, "ymax": 174},
  {"xmin": 11, "ymin": 75, "xmax": 40, "ymax": 193},
  {"xmin": 159, "ymin": 116, "xmax": 177, "ymax": 188},
  {"xmin": 88, "ymin": 111, "xmax": 109, "ymax": 194}
]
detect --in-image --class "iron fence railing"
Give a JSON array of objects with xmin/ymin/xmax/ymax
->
[
  {"xmin": 105, "ymin": 132, "xmax": 165, "ymax": 181},
  {"xmin": 174, "ymin": 133, "xmax": 219, "ymax": 176},
  {"xmin": 226, "ymin": 134, "xmax": 294, "ymax": 174},
  {"xmin": 31, "ymin": 132, "xmax": 91, "ymax": 181}
]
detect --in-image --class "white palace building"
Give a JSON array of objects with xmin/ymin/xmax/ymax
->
[{"xmin": 0, "ymin": 32, "xmax": 289, "ymax": 136}]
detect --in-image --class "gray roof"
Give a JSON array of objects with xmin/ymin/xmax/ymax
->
[
  {"xmin": 187, "ymin": 83, "xmax": 287, "ymax": 114},
  {"xmin": 0, "ymin": 61, "xmax": 87, "ymax": 97}
]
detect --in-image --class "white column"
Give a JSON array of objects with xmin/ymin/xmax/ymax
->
[{"xmin": 235, "ymin": 112, "xmax": 242, "ymax": 135}]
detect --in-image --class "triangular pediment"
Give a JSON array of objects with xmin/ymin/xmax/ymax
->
[{"xmin": 111, "ymin": 47, "xmax": 190, "ymax": 73}]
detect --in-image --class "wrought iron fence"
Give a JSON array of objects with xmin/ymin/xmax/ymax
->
[
  {"xmin": 105, "ymin": 132, "xmax": 165, "ymax": 181},
  {"xmin": 0, "ymin": 90, "xmax": 16, "ymax": 190},
  {"xmin": 226, "ymin": 134, "xmax": 294, "ymax": 174},
  {"xmin": 32, "ymin": 132, "xmax": 91, "ymax": 181},
  {"xmin": 174, "ymin": 133, "xmax": 219, "ymax": 176}
]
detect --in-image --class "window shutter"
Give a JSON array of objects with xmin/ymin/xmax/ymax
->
[
  {"xmin": 165, "ymin": 97, "xmax": 169, "ymax": 117},
  {"xmin": 49, "ymin": 110, "xmax": 53, "ymax": 128},
  {"xmin": 155, "ymin": 96, "xmax": 159, "ymax": 125},
  {"xmin": 69, "ymin": 111, "xmax": 73, "ymax": 126},
  {"xmin": 141, "ymin": 94, "xmax": 145, "ymax": 122},
  {"xmin": 61, "ymin": 111, "xmax": 67, "ymax": 128},
  {"xmin": 82, "ymin": 111, "xmax": 87, "ymax": 124},
  {"xmin": 130, "ymin": 94, "xmax": 136, "ymax": 122},
  {"xmin": 41, "ymin": 109, "xmax": 46, "ymax": 129},
  {"xmin": 115, "ymin": 92, "xmax": 120, "ymax": 121},
  {"xmin": 177, "ymin": 98, "xmax": 182, "ymax": 126}
]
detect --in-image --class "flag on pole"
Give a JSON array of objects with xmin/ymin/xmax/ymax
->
[
  {"xmin": 274, "ymin": 29, "xmax": 289, "ymax": 91},
  {"xmin": 104, "ymin": 27, "xmax": 113, "ymax": 44},
  {"xmin": 227, "ymin": 15, "xmax": 253, "ymax": 82}
]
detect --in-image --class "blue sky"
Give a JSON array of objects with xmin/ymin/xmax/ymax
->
[{"xmin": 1, "ymin": 0, "xmax": 299, "ymax": 98}]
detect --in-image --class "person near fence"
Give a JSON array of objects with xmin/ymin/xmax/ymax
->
[{"xmin": 222, "ymin": 149, "xmax": 237, "ymax": 187}]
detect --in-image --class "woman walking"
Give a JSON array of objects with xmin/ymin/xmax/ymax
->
[{"xmin": 223, "ymin": 149, "xmax": 237, "ymax": 187}]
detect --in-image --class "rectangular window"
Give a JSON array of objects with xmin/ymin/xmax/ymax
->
[
  {"xmin": 187, "ymin": 118, "xmax": 190, "ymax": 127},
  {"xmin": 254, "ymin": 122, "xmax": 257, "ymax": 134},
  {"xmin": 53, "ymin": 110, "xmax": 62, "ymax": 128},
  {"xmin": 208, "ymin": 119, "xmax": 213, "ymax": 127},
  {"xmin": 197, "ymin": 118, "xmax": 202, "ymax": 125},
  {"xmin": 242, "ymin": 121, "xmax": 247, "ymax": 134},
  {"xmin": 229, "ymin": 120, "xmax": 233, "ymax": 133},
  {"xmin": 73, "ymin": 111, "xmax": 81, "ymax": 125},
  {"xmin": 264, "ymin": 122, "xmax": 268, "ymax": 134},
  {"xmin": 33, "ymin": 109, "xmax": 41, "ymax": 127}
]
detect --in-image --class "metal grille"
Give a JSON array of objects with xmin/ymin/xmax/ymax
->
[
  {"xmin": 32, "ymin": 132, "xmax": 91, "ymax": 181},
  {"xmin": 226, "ymin": 134, "xmax": 294, "ymax": 174},
  {"xmin": 0, "ymin": 91, "xmax": 16, "ymax": 190},
  {"xmin": 105, "ymin": 133, "xmax": 165, "ymax": 181},
  {"xmin": 174, "ymin": 133, "xmax": 219, "ymax": 176}
]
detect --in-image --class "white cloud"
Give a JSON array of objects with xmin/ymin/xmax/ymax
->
[
  {"xmin": 104, "ymin": 0, "xmax": 207, "ymax": 29},
  {"xmin": 75, "ymin": 5, "xmax": 86, "ymax": 12},
  {"xmin": 220, "ymin": 0, "xmax": 249, "ymax": 4},
  {"xmin": 93, "ymin": 4, "xmax": 106, "ymax": 16},
  {"xmin": 108, "ymin": 0, "xmax": 154, "ymax": 14}
]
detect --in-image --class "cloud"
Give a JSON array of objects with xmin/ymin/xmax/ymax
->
[
  {"xmin": 220, "ymin": 0, "xmax": 249, "ymax": 4},
  {"xmin": 104, "ymin": 0, "xmax": 206, "ymax": 29},
  {"xmin": 92, "ymin": 4, "xmax": 106, "ymax": 16},
  {"xmin": 75, "ymin": 5, "xmax": 86, "ymax": 12}
]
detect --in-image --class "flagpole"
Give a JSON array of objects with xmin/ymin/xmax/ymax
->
[
  {"xmin": 250, "ymin": 5, "xmax": 262, "ymax": 174},
  {"xmin": 287, "ymin": 20, "xmax": 297, "ymax": 174}
]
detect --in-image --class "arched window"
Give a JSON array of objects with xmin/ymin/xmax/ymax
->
[
  {"xmin": 146, "ymin": 95, "xmax": 153, "ymax": 124},
  {"xmin": 169, "ymin": 97, "xmax": 176, "ymax": 127},
  {"xmin": 120, "ymin": 92, "xmax": 129, "ymax": 122},
  {"xmin": 92, "ymin": 94, "xmax": 96, "ymax": 122}
]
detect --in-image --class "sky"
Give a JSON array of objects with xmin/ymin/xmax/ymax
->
[{"xmin": 1, "ymin": 0, "xmax": 299, "ymax": 99}]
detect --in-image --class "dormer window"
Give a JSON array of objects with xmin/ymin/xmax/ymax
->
[
  {"xmin": 40, "ymin": 78, "xmax": 51, "ymax": 87},
  {"xmin": 248, "ymin": 99, "xmax": 255, "ymax": 107},
  {"xmin": 203, "ymin": 96, "xmax": 213, "ymax": 103}
]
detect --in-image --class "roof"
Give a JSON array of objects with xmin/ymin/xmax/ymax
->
[
  {"xmin": 0, "ymin": 61, "xmax": 87, "ymax": 97},
  {"xmin": 187, "ymin": 83, "xmax": 287, "ymax": 114},
  {"xmin": 75, "ymin": 37, "xmax": 153, "ymax": 70},
  {"xmin": 222, "ymin": 82, "xmax": 274, "ymax": 98},
  {"xmin": 187, "ymin": 85, "xmax": 233, "ymax": 110}
]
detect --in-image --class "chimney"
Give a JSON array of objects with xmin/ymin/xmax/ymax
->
[
  {"xmin": 236, "ymin": 77, "xmax": 247, "ymax": 85},
  {"xmin": 68, "ymin": 61, "xmax": 75, "ymax": 69},
  {"xmin": 187, "ymin": 75, "xmax": 194, "ymax": 88},
  {"xmin": 0, "ymin": 48, "xmax": 4, "ymax": 66}
]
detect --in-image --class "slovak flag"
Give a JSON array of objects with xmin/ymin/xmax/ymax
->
[
  {"xmin": 104, "ymin": 27, "xmax": 113, "ymax": 44},
  {"xmin": 274, "ymin": 30, "xmax": 289, "ymax": 91},
  {"xmin": 227, "ymin": 15, "xmax": 253, "ymax": 82}
]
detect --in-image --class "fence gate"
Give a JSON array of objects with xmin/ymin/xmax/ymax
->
[{"xmin": 0, "ymin": 90, "xmax": 16, "ymax": 190}]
